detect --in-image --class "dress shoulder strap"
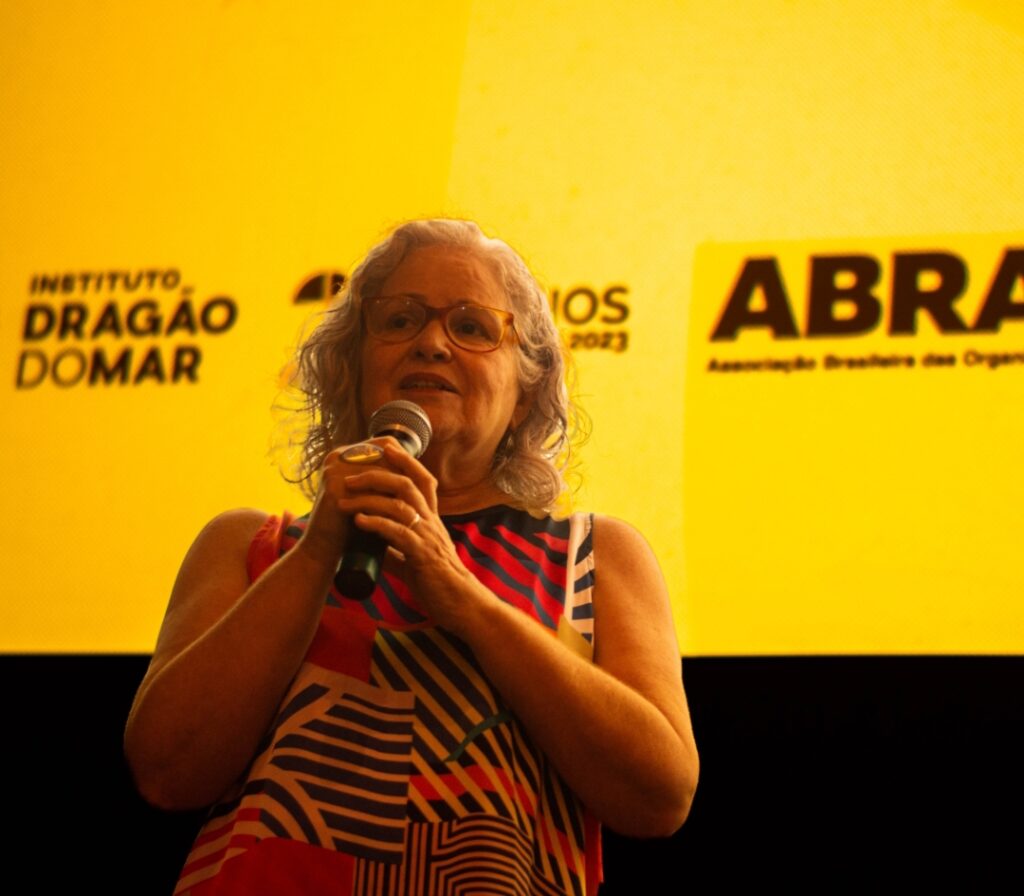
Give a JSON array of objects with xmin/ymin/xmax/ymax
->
[{"xmin": 563, "ymin": 511, "xmax": 596, "ymax": 646}]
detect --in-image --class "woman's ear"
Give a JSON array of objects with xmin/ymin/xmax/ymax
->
[{"xmin": 511, "ymin": 389, "xmax": 535, "ymax": 431}]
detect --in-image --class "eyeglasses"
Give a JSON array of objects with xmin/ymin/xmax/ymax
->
[{"xmin": 364, "ymin": 295, "xmax": 516, "ymax": 353}]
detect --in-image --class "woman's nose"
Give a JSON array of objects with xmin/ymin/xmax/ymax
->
[{"xmin": 411, "ymin": 318, "xmax": 453, "ymax": 361}]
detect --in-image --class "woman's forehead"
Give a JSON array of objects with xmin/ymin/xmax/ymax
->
[{"xmin": 381, "ymin": 245, "xmax": 509, "ymax": 308}]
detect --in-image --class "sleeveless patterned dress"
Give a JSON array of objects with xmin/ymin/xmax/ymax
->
[{"xmin": 174, "ymin": 505, "xmax": 601, "ymax": 896}]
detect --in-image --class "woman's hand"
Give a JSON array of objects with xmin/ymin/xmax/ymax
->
[
  {"xmin": 294, "ymin": 440, "xmax": 378, "ymax": 569},
  {"xmin": 334, "ymin": 440, "xmax": 480, "ymax": 630}
]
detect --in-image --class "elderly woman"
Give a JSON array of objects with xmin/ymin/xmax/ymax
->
[{"xmin": 125, "ymin": 219, "xmax": 698, "ymax": 895}]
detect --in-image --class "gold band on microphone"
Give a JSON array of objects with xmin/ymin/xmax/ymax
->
[{"xmin": 339, "ymin": 442, "xmax": 385, "ymax": 464}]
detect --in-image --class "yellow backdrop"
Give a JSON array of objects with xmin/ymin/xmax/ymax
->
[{"xmin": 2, "ymin": 1, "xmax": 1022, "ymax": 653}]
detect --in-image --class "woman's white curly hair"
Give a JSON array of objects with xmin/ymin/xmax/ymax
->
[{"xmin": 289, "ymin": 218, "xmax": 584, "ymax": 513}]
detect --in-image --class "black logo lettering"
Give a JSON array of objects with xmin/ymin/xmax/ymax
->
[
  {"xmin": 711, "ymin": 258, "xmax": 799, "ymax": 340},
  {"xmin": 890, "ymin": 252, "xmax": 969, "ymax": 335},
  {"xmin": 807, "ymin": 255, "xmax": 882, "ymax": 337},
  {"xmin": 973, "ymin": 248, "xmax": 1024, "ymax": 332}
]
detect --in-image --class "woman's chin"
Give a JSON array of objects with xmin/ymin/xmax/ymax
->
[{"xmin": 397, "ymin": 388, "xmax": 457, "ymax": 406}]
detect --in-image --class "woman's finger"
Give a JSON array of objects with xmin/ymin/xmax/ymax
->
[
  {"xmin": 342, "ymin": 468, "xmax": 431, "ymax": 511},
  {"xmin": 336, "ymin": 493, "xmax": 425, "ymax": 527},
  {"xmin": 379, "ymin": 442, "xmax": 439, "ymax": 511},
  {"xmin": 351, "ymin": 511, "xmax": 438, "ymax": 558}
]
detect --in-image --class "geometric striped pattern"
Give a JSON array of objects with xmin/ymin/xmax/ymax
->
[
  {"xmin": 366, "ymin": 622, "xmax": 590, "ymax": 893},
  {"xmin": 353, "ymin": 816, "xmax": 577, "ymax": 896},
  {"xmin": 273, "ymin": 687, "xmax": 415, "ymax": 862},
  {"xmin": 175, "ymin": 670, "xmax": 416, "ymax": 893},
  {"xmin": 447, "ymin": 509, "xmax": 577, "ymax": 635},
  {"xmin": 175, "ymin": 507, "xmax": 599, "ymax": 896}
]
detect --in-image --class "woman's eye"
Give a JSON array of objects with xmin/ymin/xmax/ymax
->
[
  {"xmin": 452, "ymin": 311, "xmax": 496, "ymax": 341},
  {"xmin": 385, "ymin": 313, "xmax": 416, "ymax": 330}
]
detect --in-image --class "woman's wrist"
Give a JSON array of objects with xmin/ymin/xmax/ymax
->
[
  {"xmin": 440, "ymin": 573, "xmax": 504, "ymax": 643},
  {"xmin": 293, "ymin": 527, "xmax": 345, "ymax": 580}
]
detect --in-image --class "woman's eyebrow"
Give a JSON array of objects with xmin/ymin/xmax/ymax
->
[{"xmin": 391, "ymin": 291, "xmax": 484, "ymax": 306}]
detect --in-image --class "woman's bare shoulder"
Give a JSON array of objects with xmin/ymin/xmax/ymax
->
[
  {"xmin": 193, "ymin": 507, "xmax": 272, "ymax": 548},
  {"xmin": 172, "ymin": 507, "xmax": 274, "ymax": 601},
  {"xmin": 148, "ymin": 508, "xmax": 273, "ymax": 665},
  {"xmin": 590, "ymin": 513, "xmax": 659, "ymax": 563}
]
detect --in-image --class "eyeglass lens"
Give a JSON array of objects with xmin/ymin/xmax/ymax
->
[{"xmin": 366, "ymin": 297, "xmax": 506, "ymax": 350}]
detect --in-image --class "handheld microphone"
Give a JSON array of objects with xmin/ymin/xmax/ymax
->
[{"xmin": 334, "ymin": 400, "xmax": 432, "ymax": 600}]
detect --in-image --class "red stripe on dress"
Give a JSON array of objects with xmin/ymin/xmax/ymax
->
[
  {"xmin": 453, "ymin": 545, "xmax": 559, "ymax": 624},
  {"xmin": 493, "ymin": 524, "xmax": 569, "ymax": 593},
  {"xmin": 411, "ymin": 768, "xmax": 539, "ymax": 816},
  {"xmin": 453, "ymin": 535, "xmax": 565, "ymax": 626}
]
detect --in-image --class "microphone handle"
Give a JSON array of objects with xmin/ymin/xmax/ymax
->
[
  {"xmin": 334, "ymin": 526, "xmax": 386, "ymax": 601},
  {"xmin": 333, "ymin": 400, "xmax": 431, "ymax": 600},
  {"xmin": 332, "ymin": 429, "xmax": 411, "ymax": 601}
]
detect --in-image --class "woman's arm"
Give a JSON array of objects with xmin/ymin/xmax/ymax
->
[
  {"xmin": 123, "ymin": 508, "xmax": 337, "ymax": 809},
  {"xmin": 346, "ymin": 446, "xmax": 699, "ymax": 837},
  {"xmin": 589, "ymin": 515, "xmax": 699, "ymax": 834},
  {"xmin": 125, "ymin": 445, "xmax": 385, "ymax": 810}
]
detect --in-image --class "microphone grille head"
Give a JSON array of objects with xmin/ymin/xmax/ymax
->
[{"xmin": 367, "ymin": 400, "xmax": 432, "ymax": 457}]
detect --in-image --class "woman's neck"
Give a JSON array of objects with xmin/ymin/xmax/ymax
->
[
  {"xmin": 435, "ymin": 478, "xmax": 509, "ymax": 516},
  {"xmin": 422, "ymin": 440, "xmax": 510, "ymax": 515}
]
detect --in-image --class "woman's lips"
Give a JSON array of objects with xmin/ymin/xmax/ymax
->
[{"xmin": 398, "ymin": 374, "xmax": 458, "ymax": 393}]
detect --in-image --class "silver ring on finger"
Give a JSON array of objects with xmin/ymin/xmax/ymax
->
[{"xmin": 408, "ymin": 511, "xmax": 421, "ymax": 529}]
